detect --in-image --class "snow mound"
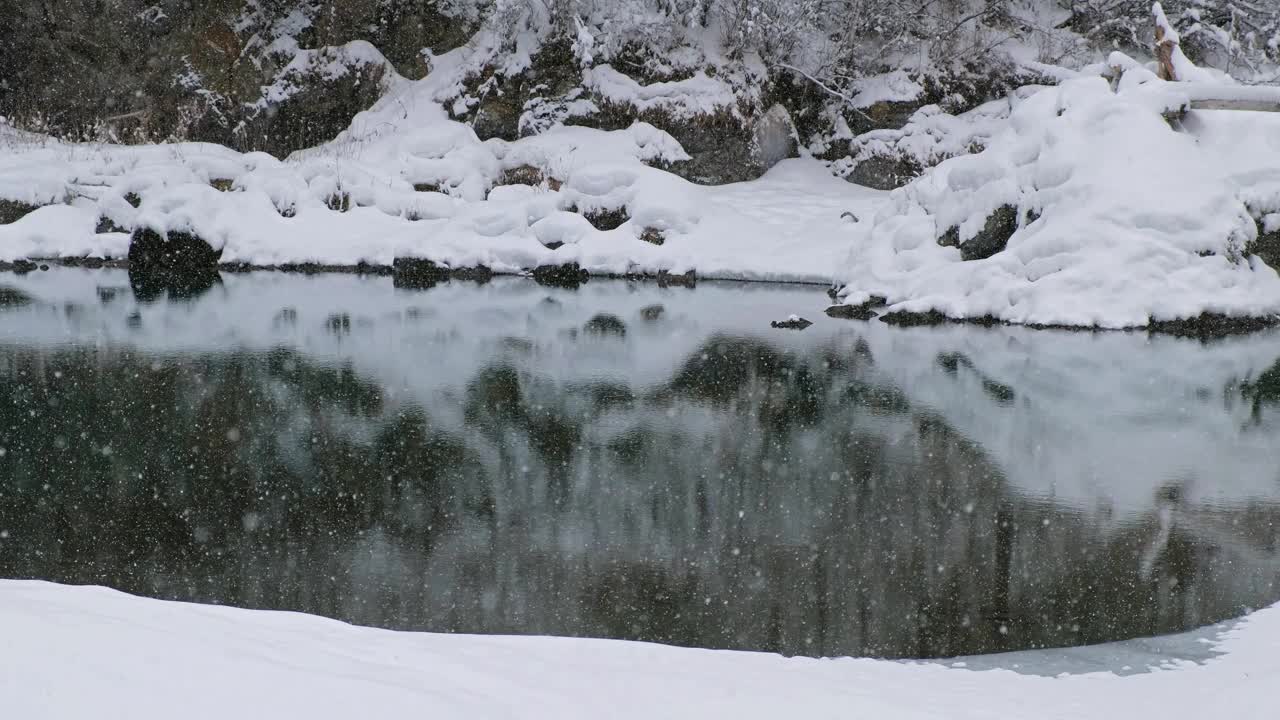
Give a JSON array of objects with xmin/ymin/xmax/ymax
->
[
  {"xmin": 583, "ymin": 65, "xmax": 740, "ymax": 119},
  {"xmin": 835, "ymin": 74, "xmax": 1280, "ymax": 328}
]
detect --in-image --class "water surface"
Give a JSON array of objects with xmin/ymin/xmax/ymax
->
[{"xmin": 1, "ymin": 269, "xmax": 1278, "ymax": 659}]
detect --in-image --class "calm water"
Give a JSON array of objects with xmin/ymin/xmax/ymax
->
[{"xmin": 1, "ymin": 268, "xmax": 1279, "ymax": 659}]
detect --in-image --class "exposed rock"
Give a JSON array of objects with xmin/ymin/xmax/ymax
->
[
  {"xmin": 1249, "ymin": 220, "xmax": 1280, "ymax": 270},
  {"xmin": 827, "ymin": 295, "xmax": 886, "ymax": 321},
  {"xmin": 533, "ymin": 263, "xmax": 589, "ymax": 288},
  {"xmin": 497, "ymin": 164, "xmax": 545, "ymax": 188},
  {"xmin": 0, "ymin": 1, "xmax": 465, "ymax": 147},
  {"xmin": 455, "ymin": 41, "xmax": 581, "ymax": 142},
  {"xmin": 7, "ymin": 260, "xmax": 38, "ymax": 274},
  {"xmin": 879, "ymin": 309, "xmax": 950, "ymax": 327},
  {"xmin": 393, "ymin": 257, "xmax": 450, "ymax": 289},
  {"xmin": 771, "ymin": 316, "xmax": 813, "ymax": 330},
  {"xmin": 325, "ymin": 191, "xmax": 353, "ymax": 212},
  {"xmin": 392, "ymin": 257, "xmax": 493, "ymax": 288},
  {"xmin": 0, "ymin": 199, "xmax": 39, "ymax": 224},
  {"xmin": 242, "ymin": 61, "xmax": 388, "ymax": 158},
  {"xmin": 1148, "ymin": 313, "xmax": 1279, "ymax": 339},
  {"xmin": 578, "ymin": 206, "xmax": 630, "ymax": 231},
  {"xmin": 847, "ymin": 154, "xmax": 923, "ymax": 191},
  {"xmin": 127, "ymin": 228, "xmax": 222, "ymax": 300},
  {"xmin": 451, "ymin": 265, "xmax": 494, "ymax": 284},
  {"xmin": 639, "ymin": 227, "xmax": 665, "ymax": 246},
  {"xmin": 657, "ymin": 270, "xmax": 696, "ymax": 288},
  {"xmin": 354, "ymin": 261, "xmax": 393, "ymax": 276},
  {"xmin": 664, "ymin": 104, "xmax": 798, "ymax": 185},
  {"xmin": 583, "ymin": 314, "xmax": 627, "ymax": 337},
  {"xmin": 128, "ymin": 228, "xmax": 222, "ymax": 274},
  {"xmin": 826, "ymin": 303, "xmax": 877, "ymax": 320},
  {"xmin": 96, "ymin": 216, "xmax": 128, "ymax": 234},
  {"xmin": 938, "ymin": 205, "xmax": 1019, "ymax": 261}
]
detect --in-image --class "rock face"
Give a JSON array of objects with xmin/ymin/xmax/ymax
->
[
  {"xmin": 0, "ymin": 199, "xmax": 39, "ymax": 225},
  {"xmin": 448, "ymin": 42, "xmax": 801, "ymax": 185},
  {"xmin": 1251, "ymin": 221, "xmax": 1280, "ymax": 270},
  {"xmin": 665, "ymin": 104, "xmax": 798, "ymax": 185},
  {"xmin": 240, "ymin": 61, "xmax": 388, "ymax": 158},
  {"xmin": 0, "ymin": 1, "xmax": 455, "ymax": 153}
]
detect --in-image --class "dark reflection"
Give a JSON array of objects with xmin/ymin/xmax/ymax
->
[
  {"xmin": 1241, "ymin": 357, "xmax": 1280, "ymax": 425},
  {"xmin": 1, "ymin": 332, "xmax": 1279, "ymax": 660},
  {"xmin": 129, "ymin": 267, "xmax": 222, "ymax": 302}
]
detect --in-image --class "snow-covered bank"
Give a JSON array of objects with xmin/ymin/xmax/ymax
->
[
  {"xmin": 6, "ymin": 29, "xmax": 1280, "ymax": 327},
  {"xmin": 0, "ymin": 30, "xmax": 882, "ymax": 286},
  {"xmin": 0, "ymin": 124, "xmax": 877, "ymax": 284},
  {"xmin": 833, "ymin": 72, "xmax": 1280, "ymax": 329},
  {"xmin": 0, "ymin": 580, "xmax": 1275, "ymax": 719}
]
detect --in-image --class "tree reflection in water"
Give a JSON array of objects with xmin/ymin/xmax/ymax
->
[{"xmin": 1, "ymin": 331, "xmax": 1278, "ymax": 659}]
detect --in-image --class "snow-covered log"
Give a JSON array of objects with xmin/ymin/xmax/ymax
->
[{"xmin": 1184, "ymin": 85, "xmax": 1280, "ymax": 113}]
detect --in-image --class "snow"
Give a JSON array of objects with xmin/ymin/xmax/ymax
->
[
  {"xmin": 0, "ymin": 109, "xmax": 879, "ymax": 283},
  {"xmin": 848, "ymin": 70, "xmax": 926, "ymax": 108},
  {"xmin": 834, "ymin": 73, "xmax": 1280, "ymax": 328},
  {"xmin": 582, "ymin": 65, "xmax": 740, "ymax": 119},
  {"xmin": 1, "ymin": 579, "xmax": 1277, "ymax": 719},
  {"xmin": 832, "ymin": 96, "xmax": 1028, "ymax": 178}
]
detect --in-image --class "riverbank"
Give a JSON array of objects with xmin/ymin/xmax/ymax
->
[{"xmin": 4, "ymin": 33, "xmax": 1280, "ymax": 332}]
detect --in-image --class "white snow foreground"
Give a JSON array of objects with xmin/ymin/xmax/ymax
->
[
  {"xmin": 0, "ymin": 580, "xmax": 1276, "ymax": 719},
  {"xmin": 835, "ymin": 72, "xmax": 1280, "ymax": 328},
  {"xmin": 0, "ymin": 42, "xmax": 880, "ymax": 285}
]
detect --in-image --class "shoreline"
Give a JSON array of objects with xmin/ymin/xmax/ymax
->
[{"xmin": 5, "ymin": 258, "xmax": 1276, "ymax": 338}]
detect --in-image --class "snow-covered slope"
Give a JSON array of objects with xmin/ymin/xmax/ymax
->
[
  {"xmin": 1, "ymin": 580, "xmax": 1276, "ymax": 719},
  {"xmin": 833, "ymin": 72, "xmax": 1280, "ymax": 328}
]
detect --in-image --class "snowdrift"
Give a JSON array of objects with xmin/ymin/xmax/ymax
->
[{"xmin": 2, "ymin": 580, "xmax": 1278, "ymax": 720}]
